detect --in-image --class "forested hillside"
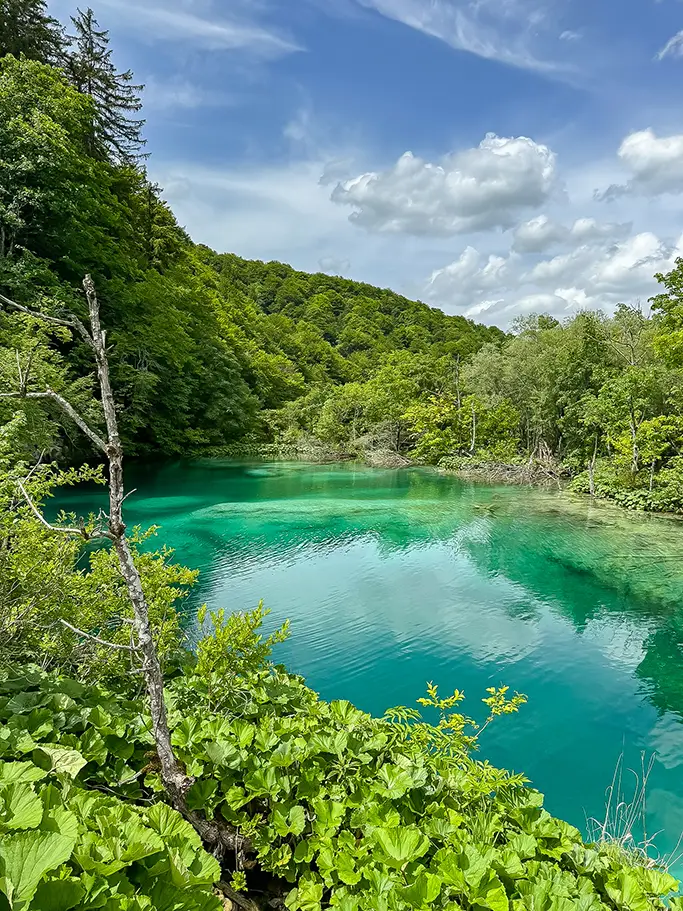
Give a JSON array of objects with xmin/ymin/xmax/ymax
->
[
  {"xmin": 3, "ymin": 1, "xmax": 683, "ymax": 515},
  {"xmin": 0, "ymin": 7, "xmax": 501, "ymax": 461}
]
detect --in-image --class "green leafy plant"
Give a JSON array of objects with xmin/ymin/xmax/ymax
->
[{"xmin": 1, "ymin": 663, "xmax": 676, "ymax": 911}]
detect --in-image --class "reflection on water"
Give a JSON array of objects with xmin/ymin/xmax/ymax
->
[{"xmin": 52, "ymin": 460, "xmax": 683, "ymax": 871}]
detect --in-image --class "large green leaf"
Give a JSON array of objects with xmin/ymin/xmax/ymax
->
[
  {"xmin": 147, "ymin": 879, "xmax": 222, "ymax": 911},
  {"xmin": 635, "ymin": 867, "xmax": 678, "ymax": 898},
  {"xmin": 375, "ymin": 765, "xmax": 414, "ymax": 799},
  {"xmin": 329, "ymin": 700, "xmax": 366, "ymax": 727},
  {"xmin": 437, "ymin": 846, "xmax": 488, "ymax": 889},
  {"xmin": 32, "ymin": 747, "xmax": 87, "ymax": 779},
  {"xmin": 311, "ymin": 799, "xmax": 345, "ymax": 835},
  {"xmin": 469, "ymin": 871, "xmax": 509, "ymax": 911},
  {"xmin": 605, "ymin": 872, "xmax": 651, "ymax": 911},
  {"xmin": 401, "ymin": 871, "xmax": 443, "ymax": 908},
  {"xmin": 145, "ymin": 802, "xmax": 201, "ymax": 847},
  {"xmin": 203, "ymin": 741, "xmax": 238, "ymax": 767},
  {"xmin": 32, "ymin": 878, "xmax": 85, "ymax": 911},
  {"xmin": 335, "ymin": 852, "xmax": 361, "ymax": 886},
  {"xmin": 0, "ymin": 783, "xmax": 43, "ymax": 831},
  {"xmin": 286, "ymin": 876, "xmax": 324, "ymax": 911},
  {"xmin": 373, "ymin": 826, "xmax": 430, "ymax": 869},
  {"xmin": 0, "ymin": 831, "xmax": 76, "ymax": 911},
  {"xmin": 0, "ymin": 762, "xmax": 46, "ymax": 784}
]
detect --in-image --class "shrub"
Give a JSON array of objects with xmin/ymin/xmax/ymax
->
[{"xmin": 1, "ymin": 665, "xmax": 679, "ymax": 911}]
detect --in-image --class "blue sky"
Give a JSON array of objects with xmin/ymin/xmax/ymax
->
[{"xmin": 50, "ymin": 0, "xmax": 683, "ymax": 325}]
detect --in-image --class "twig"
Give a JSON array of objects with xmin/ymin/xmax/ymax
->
[
  {"xmin": 16, "ymin": 479, "xmax": 111, "ymax": 541},
  {"xmin": 0, "ymin": 390, "xmax": 106, "ymax": 453},
  {"xmin": 215, "ymin": 882, "xmax": 261, "ymax": 911},
  {"xmin": 0, "ymin": 291, "xmax": 94, "ymax": 348},
  {"xmin": 59, "ymin": 618, "xmax": 140, "ymax": 652}
]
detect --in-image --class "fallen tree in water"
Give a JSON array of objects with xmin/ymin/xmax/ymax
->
[{"xmin": 438, "ymin": 454, "xmax": 570, "ymax": 488}]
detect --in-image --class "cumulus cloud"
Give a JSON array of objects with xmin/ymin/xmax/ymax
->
[
  {"xmin": 570, "ymin": 217, "xmax": 630, "ymax": 243},
  {"xmin": 596, "ymin": 129, "xmax": 683, "ymax": 200},
  {"xmin": 510, "ymin": 215, "xmax": 631, "ymax": 253},
  {"xmin": 331, "ymin": 134, "xmax": 557, "ymax": 236},
  {"xmin": 512, "ymin": 215, "xmax": 567, "ymax": 252},
  {"xmin": 427, "ymin": 231, "xmax": 683, "ymax": 323}
]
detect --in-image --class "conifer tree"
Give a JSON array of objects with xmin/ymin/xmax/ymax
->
[
  {"xmin": 67, "ymin": 7, "xmax": 146, "ymax": 162},
  {"xmin": 0, "ymin": 0, "xmax": 66, "ymax": 63}
]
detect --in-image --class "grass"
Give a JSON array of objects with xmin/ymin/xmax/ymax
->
[{"xmin": 587, "ymin": 752, "xmax": 683, "ymax": 873}]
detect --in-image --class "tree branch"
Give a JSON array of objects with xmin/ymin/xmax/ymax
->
[
  {"xmin": 0, "ymin": 291, "xmax": 93, "ymax": 348},
  {"xmin": 59, "ymin": 618, "xmax": 140, "ymax": 652},
  {"xmin": 16, "ymin": 479, "xmax": 112, "ymax": 541},
  {"xmin": 0, "ymin": 390, "xmax": 107, "ymax": 453}
]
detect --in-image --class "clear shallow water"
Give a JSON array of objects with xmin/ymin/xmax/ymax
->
[{"xmin": 53, "ymin": 461, "xmax": 683, "ymax": 871}]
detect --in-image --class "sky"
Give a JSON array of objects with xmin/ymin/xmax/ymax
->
[{"xmin": 50, "ymin": 0, "xmax": 683, "ymax": 327}]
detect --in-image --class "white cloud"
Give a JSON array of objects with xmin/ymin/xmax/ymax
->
[
  {"xmin": 656, "ymin": 30, "xmax": 683, "ymax": 61},
  {"xmin": 354, "ymin": 0, "xmax": 572, "ymax": 74},
  {"xmin": 597, "ymin": 129, "xmax": 683, "ymax": 200},
  {"xmin": 527, "ymin": 232, "xmax": 679, "ymax": 294},
  {"xmin": 427, "ymin": 231, "xmax": 683, "ymax": 323},
  {"xmin": 332, "ymin": 133, "xmax": 558, "ymax": 236},
  {"xmin": 513, "ymin": 215, "xmax": 631, "ymax": 254},
  {"xmin": 512, "ymin": 215, "xmax": 567, "ymax": 252},
  {"xmin": 559, "ymin": 29, "xmax": 581, "ymax": 42},
  {"xmin": 569, "ymin": 217, "xmax": 631, "ymax": 244},
  {"xmin": 96, "ymin": 0, "xmax": 302, "ymax": 55}
]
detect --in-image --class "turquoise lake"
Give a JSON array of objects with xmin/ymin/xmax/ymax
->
[{"xmin": 52, "ymin": 460, "xmax": 683, "ymax": 871}]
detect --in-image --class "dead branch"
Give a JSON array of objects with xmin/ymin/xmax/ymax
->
[
  {"xmin": 0, "ymin": 291, "xmax": 93, "ymax": 348},
  {"xmin": 7, "ymin": 275, "xmax": 252, "ymax": 861},
  {"xmin": 0, "ymin": 390, "xmax": 107, "ymax": 453},
  {"xmin": 216, "ymin": 882, "xmax": 261, "ymax": 911},
  {"xmin": 59, "ymin": 618, "xmax": 140, "ymax": 652},
  {"xmin": 16, "ymin": 479, "xmax": 111, "ymax": 541}
]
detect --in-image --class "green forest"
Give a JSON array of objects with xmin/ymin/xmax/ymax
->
[
  {"xmin": 2, "ymin": 3, "xmax": 683, "ymax": 911},
  {"xmin": 3, "ymin": 0, "xmax": 683, "ymax": 514}
]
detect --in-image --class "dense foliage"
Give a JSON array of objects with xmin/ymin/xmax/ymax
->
[
  {"xmin": 1, "ymin": 662, "xmax": 680, "ymax": 911},
  {"xmin": 0, "ymin": 35, "xmax": 500, "ymax": 462}
]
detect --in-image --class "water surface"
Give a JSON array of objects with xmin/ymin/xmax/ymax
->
[{"xmin": 53, "ymin": 461, "xmax": 683, "ymax": 869}]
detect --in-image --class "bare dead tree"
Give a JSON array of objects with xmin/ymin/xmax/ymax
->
[{"xmin": 0, "ymin": 278, "xmax": 248, "ymax": 860}]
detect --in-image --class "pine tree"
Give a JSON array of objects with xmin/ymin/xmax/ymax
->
[
  {"xmin": 0, "ymin": 0, "xmax": 66, "ymax": 63},
  {"xmin": 67, "ymin": 7, "xmax": 146, "ymax": 162}
]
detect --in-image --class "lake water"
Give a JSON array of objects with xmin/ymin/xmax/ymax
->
[{"xmin": 52, "ymin": 460, "xmax": 683, "ymax": 871}]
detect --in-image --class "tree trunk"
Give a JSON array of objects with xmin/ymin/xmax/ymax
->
[
  {"xmin": 588, "ymin": 435, "xmax": 598, "ymax": 497},
  {"xmin": 649, "ymin": 461, "xmax": 656, "ymax": 493},
  {"xmin": 630, "ymin": 420, "xmax": 639, "ymax": 474},
  {"xmin": 469, "ymin": 402, "xmax": 477, "ymax": 454},
  {"xmin": 83, "ymin": 277, "xmax": 193, "ymax": 806},
  {"xmin": 3, "ymin": 280, "xmax": 250, "ymax": 861}
]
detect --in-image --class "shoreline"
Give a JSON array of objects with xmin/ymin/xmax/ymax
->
[{"xmin": 205, "ymin": 442, "xmax": 683, "ymax": 520}]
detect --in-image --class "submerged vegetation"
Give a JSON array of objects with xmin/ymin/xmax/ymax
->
[{"xmin": 2, "ymin": 2, "xmax": 683, "ymax": 909}]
